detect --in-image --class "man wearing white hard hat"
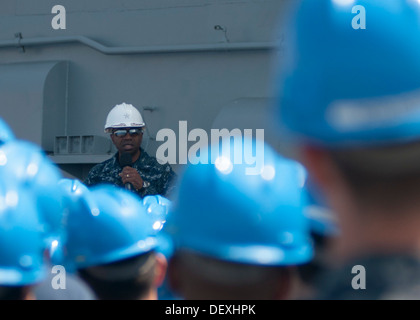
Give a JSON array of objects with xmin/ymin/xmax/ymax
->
[{"xmin": 84, "ymin": 103, "xmax": 177, "ymax": 198}]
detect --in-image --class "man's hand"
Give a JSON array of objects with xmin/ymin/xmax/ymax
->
[{"xmin": 119, "ymin": 167, "xmax": 144, "ymax": 191}]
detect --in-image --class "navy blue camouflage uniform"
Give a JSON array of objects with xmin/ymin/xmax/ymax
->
[{"xmin": 84, "ymin": 148, "xmax": 176, "ymax": 198}]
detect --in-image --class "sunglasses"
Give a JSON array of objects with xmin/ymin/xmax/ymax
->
[{"xmin": 112, "ymin": 128, "xmax": 144, "ymax": 137}]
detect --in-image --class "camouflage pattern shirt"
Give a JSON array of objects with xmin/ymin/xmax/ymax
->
[{"xmin": 83, "ymin": 148, "xmax": 177, "ymax": 198}]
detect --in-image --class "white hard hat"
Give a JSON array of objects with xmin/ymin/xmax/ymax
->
[{"xmin": 104, "ymin": 103, "xmax": 145, "ymax": 133}]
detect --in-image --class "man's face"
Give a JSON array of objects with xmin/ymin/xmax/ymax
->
[{"xmin": 110, "ymin": 127, "xmax": 144, "ymax": 155}]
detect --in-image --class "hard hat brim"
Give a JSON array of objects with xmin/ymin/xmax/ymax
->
[
  {"xmin": 74, "ymin": 235, "xmax": 157, "ymax": 270},
  {"xmin": 169, "ymin": 235, "xmax": 313, "ymax": 266},
  {"xmin": 104, "ymin": 123, "xmax": 146, "ymax": 133}
]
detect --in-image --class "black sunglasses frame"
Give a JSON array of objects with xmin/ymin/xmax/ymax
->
[{"xmin": 112, "ymin": 128, "xmax": 144, "ymax": 137}]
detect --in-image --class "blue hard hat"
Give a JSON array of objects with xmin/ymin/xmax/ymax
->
[
  {"xmin": 49, "ymin": 179, "xmax": 92, "ymax": 266},
  {"xmin": 143, "ymin": 195, "xmax": 171, "ymax": 235},
  {"xmin": 304, "ymin": 178, "xmax": 339, "ymax": 237},
  {"xmin": 0, "ymin": 140, "xmax": 64, "ymax": 249},
  {"xmin": 0, "ymin": 179, "xmax": 46, "ymax": 286},
  {"xmin": 143, "ymin": 195, "xmax": 173, "ymax": 258},
  {"xmin": 275, "ymin": 0, "xmax": 420, "ymax": 147},
  {"xmin": 287, "ymin": 165, "xmax": 339, "ymax": 237},
  {"xmin": 0, "ymin": 118, "xmax": 14, "ymax": 145},
  {"xmin": 64, "ymin": 184, "xmax": 157, "ymax": 270},
  {"xmin": 165, "ymin": 138, "xmax": 313, "ymax": 266}
]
